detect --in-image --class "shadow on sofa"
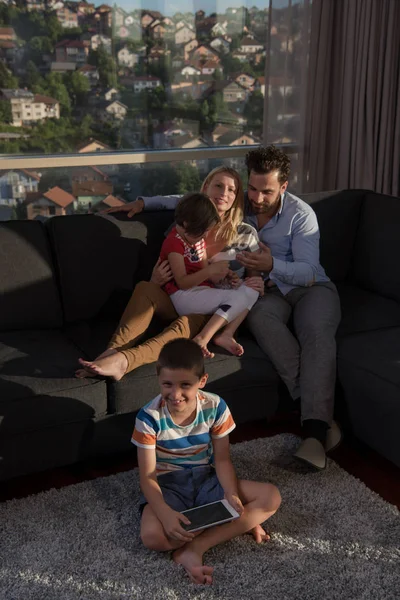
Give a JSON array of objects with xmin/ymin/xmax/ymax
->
[{"xmin": 1, "ymin": 188, "xmax": 400, "ymax": 481}]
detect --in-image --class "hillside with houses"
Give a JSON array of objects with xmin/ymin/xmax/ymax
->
[{"xmin": 0, "ymin": 1, "xmax": 303, "ymax": 217}]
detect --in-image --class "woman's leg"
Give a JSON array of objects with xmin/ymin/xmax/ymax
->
[
  {"xmin": 77, "ymin": 314, "xmax": 210, "ymax": 380},
  {"xmin": 76, "ymin": 281, "xmax": 178, "ymax": 379},
  {"xmin": 109, "ymin": 281, "xmax": 178, "ymax": 350}
]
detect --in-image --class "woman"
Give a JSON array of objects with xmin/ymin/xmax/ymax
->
[{"xmin": 76, "ymin": 166, "xmax": 263, "ymax": 381}]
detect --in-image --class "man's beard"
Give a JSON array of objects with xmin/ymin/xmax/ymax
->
[{"xmin": 250, "ymin": 192, "xmax": 281, "ymax": 215}]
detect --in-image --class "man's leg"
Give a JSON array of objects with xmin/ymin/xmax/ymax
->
[
  {"xmin": 290, "ymin": 282, "xmax": 342, "ymax": 427},
  {"xmin": 246, "ymin": 289, "xmax": 300, "ymax": 400},
  {"xmin": 173, "ymin": 480, "xmax": 281, "ymax": 585}
]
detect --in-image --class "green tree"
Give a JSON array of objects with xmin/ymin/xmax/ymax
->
[
  {"xmin": 25, "ymin": 60, "xmax": 43, "ymax": 89},
  {"xmin": 0, "ymin": 99, "xmax": 12, "ymax": 124},
  {"xmin": 176, "ymin": 163, "xmax": 201, "ymax": 194},
  {"xmin": 66, "ymin": 71, "xmax": 90, "ymax": 106},
  {"xmin": 243, "ymin": 90, "xmax": 264, "ymax": 131},
  {"xmin": 0, "ymin": 61, "xmax": 18, "ymax": 88},
  {"xmin": 44, "ymin": 72, "xmax": 71, "ymax": 115}
]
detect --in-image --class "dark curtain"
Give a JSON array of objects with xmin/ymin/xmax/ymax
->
[{"xmin": 302, "ymin": 0, "xmax": 400, "ymax": 196}]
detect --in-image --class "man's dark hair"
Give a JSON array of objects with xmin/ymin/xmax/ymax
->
[
  {"xmin": 156, "ymin": 339, "xmax": 205, "ymax": 379},
  {"xmin": 245, "ymin": 145, "xmax": 290, "ymax": 184},
  {"xmin": 175, "ymin": 192, "xmax": 220, "ymax": 237}
]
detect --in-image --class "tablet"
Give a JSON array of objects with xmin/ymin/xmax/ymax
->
[{"xmin": 181, "ymin": 499, "xmax": 240, "ymax": 532}]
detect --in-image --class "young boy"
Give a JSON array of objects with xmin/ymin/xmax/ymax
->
[
  {"xmin": 132, "ymin": 339, "xmax": 281, "ymax": 585},
  {"xmin": 160, "ymin": 193, "xmax": 259, "ymax": 357}
]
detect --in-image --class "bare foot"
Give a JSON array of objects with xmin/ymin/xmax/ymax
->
[
  {"xmin": 213, "ymin": 334, "xmax": 244, "ymax": 356},
  {"xmin": 173, "ymin": 546, "xmax": 213, "ymax": 585},
  {"xmin": 77, "ymin": 351, "xmax": 128, "ymax": 381},
  {"xmin": 75, "ymin": 349, "xmax": 118, "ymax": 379},
  {"xmin": 193, "ymin": 336, "xmax": 215, "ymax": 359},
  {"xmin": 249, "ymin": 524, "xmax": 270, "ymax": 543}
]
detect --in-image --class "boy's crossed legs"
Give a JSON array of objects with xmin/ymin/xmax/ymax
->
[{"xmin": 140, "ymin": 479, "xmax": 281, "ymax": 585}]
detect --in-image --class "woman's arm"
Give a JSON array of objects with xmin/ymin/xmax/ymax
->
[
  {"xmin": 168, "ymin": 252, "xmax": 229, "ymax": 290},
  {"xmin": 102, "ymin": 195, "xmax": 182, "ymax": 217}
]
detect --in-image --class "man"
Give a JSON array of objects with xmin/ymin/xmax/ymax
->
[
  {"xmin": 105, "ymin": 146, "xmax": 342, "ymax": 470},
  {"xmin": 235, "ymin": 146, "xmax": 342, "ymax": 470}
]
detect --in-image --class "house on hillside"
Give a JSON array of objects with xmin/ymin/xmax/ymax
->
[
  {"xmin": 183, "ymin": 39, "xmax": 198, "ymax": 61},
  {"xmin": 175, "ymin": 25, "xmax": 196, "ymax": 45},
  {"xmin": 0, "ymin": 27, "xmax": 16, "ymax": 41},
  {"xmin": 72, "ymin": 179, "xmax": 113, "ymax": 197},
  {"xmin": 215, "ymin": 130, "xmax": 259, "ymax": 147},
  {"xmin": 0, "ymin": 89, "xmax": 60, "ymax": 127},
  {"xmin": 239, "ymin": 37, "xmax": 264, "ymax": 54},
  {"xmin": 56, "ymin": 5, "xmax": 79, "ymax": 28},
  {"xmin": 25, "ymin": 187, "xmax": 75, "ymax": 219},
  {"xmin": 55, "ymin": 39, "xmax": 88, "ymax": 64},
  {"xmin": 130, "ymin": 76, "xmax": 161, "ymax": 93},
  {"xmin": 89, "ymin": 34, "xmax": 112, "ymax": 53},
  {"xmin": 117, "ymin": 46, "xmax": 139, "ymax": 68},
  {"xmin": 0, "ymin": 169, "xmax": 40, "ymax": 205},
  {"xmin": 77, "ymin": 139, "xmax": 111, "ymax": 153},
  {"xmin": 222, "ymin": 81, "xmax": 248, "ymax": 103},
  {"xmin": 78, "ymin": 64, "xmax": 99, "ymax": 86},
  {"xmin": 104, "ymin": 87, "xmax": 119, "ymax": 101},
  {"xmin": 210, "ymin": 37, "xmax": 230, "ymax": 54},
  {"xmin": 235, "ymin": 73, "xmax": 256, "ymax": 90},
  {"xmin": 100, "ymin": 100, "xmax": 128, "ymax": 121}
]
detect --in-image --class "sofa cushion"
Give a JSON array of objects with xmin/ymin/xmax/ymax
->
[
  {"xmin": 0, "ymin": 221, "xmax": 63, "ymax": 331},
  {"xmin": 337, "ymin": 283, "xmax": 400, "ymax": 337},
  {"xmin": 302, "ymin": 190, "xmax": 366, "ymax": 282},
  {"xmin": 351, "ymin": 192, "xmax": 400, "ymax": 301},
  {"xmin": 46, "ymin": 214, "xmax": 149, "ymax": 323},
  {"xmin": 0, "ymin": 329, "xmax": 107, "ymax": 434},
  {"xmin": 107, "ymin": 337, "xmax": 280, "ymax": 420},
  {"xmin": 338, "ymin": 328, "xmax": 400, "ymax": 467}
]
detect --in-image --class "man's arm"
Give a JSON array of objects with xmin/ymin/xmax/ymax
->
[
  {"xmin": 237, "ymin": 210, "xmax": 322, "ymax": 287},
  {"xmin": 213, "ymin": 436, "xmax": 244, "ymax": 515},
  {"xmin": 269, "ymin": 210, "xmax": 321, "ymax": 287}
]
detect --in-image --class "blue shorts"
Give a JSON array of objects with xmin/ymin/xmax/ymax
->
[{"xmin": 139, "ymin": 465, "xmax": 224, "ymax": 514}]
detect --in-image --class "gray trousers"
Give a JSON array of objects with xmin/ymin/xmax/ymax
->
[{"xmin": 247, "ymin": 282, "xmax": 341, "ymax": 425}]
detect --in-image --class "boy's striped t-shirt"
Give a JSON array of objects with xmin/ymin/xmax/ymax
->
[{"xmin": 132, "ymin": 390, "xmax": 236, "ymax": 474}]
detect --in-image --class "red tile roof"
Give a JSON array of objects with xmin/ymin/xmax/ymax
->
[
  {"xmin": 101, "ymin": 195, "xmax": 125, "ymax": 208},
  {"xmin": 44, "ymin": 187, "xmax": 75, "ymax": 208},
  {"xmin": 33, "ymin": 94, "xmax": 59, "ymax": 105}
]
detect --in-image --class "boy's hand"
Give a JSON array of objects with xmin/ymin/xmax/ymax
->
[
  {"xmin": 227, "ymin": 270, "xmax": 242, "ymax": 288},
  {"xmin": 159, "ymin": 507, "xmax": 195, "ymax": 543},
  {"xmin": 150, "ymin": 258, "xmax": 173, "ymax": 286},
  {"xmin": 225, "ymin": 493, "xmax": 244, "ymax": 516},
  {"xmin": 208, "ymin": 260, "xmax": 229, "ymax": 280}
]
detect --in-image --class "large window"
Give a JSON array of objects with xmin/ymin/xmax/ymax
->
[{"xmin": 0, "ymin": 1, "xmax": 309, "ymax": 154}]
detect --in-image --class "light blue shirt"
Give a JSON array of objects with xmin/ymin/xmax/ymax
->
[
  {"xmin": 141, "ymin": 190, "xmax": 330, "ymax": 295},
  {"xmin": 244, "ymin": 191, "xmax": 330, "ymax": 294}
]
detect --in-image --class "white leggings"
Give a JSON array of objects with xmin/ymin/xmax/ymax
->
[{"xmin": 170, "ymin": 285, "xmax": 259, "ymax": 323}]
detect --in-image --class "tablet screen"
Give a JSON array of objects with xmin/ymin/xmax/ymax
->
[{"xmin": 182, "ymin": 501, "xmax": 234, "ymax": 531}]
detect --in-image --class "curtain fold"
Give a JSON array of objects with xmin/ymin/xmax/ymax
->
[{"xmin": 302, "ymin": 0, "xmax": 400, "ymax": 196}]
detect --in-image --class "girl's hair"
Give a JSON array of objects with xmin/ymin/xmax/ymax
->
[
  {"xmin": 200, "ymin": 166, "xmax": 244, "ymax": 245},
  {"xmin": 175, "ymin": 192, "xmax": 220, "ymax": 237}
]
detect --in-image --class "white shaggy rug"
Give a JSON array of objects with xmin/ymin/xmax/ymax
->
[{"xmin": 1, "ymin": 434, "xmax": 399, "ymax": 600}]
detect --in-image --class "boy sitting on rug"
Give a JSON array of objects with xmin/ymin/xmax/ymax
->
[{"xmin": 132, "ymin": 339, "xmax": 281, "ymax": 585}]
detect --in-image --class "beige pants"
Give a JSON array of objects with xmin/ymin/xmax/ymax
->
[{"xmin": 108, "ymin": 281, "xmax": 209, "ymax": 374}]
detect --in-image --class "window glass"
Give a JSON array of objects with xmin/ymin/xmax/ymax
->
[{"xmin": 0, "ymin": 1, "xmax": 308, "ymax": 154}]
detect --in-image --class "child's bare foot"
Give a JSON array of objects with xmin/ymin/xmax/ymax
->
[
  {"xmin": 193, "ymin": 336, "xmax": 215, "ymax": 358},
  {"xmin": 213, "ymin": 333, "xmax": 244, "ymax": 356},
  {"xmin": 249, "ymin": 524, "xmax": 270, "ymax": 543},
  {"xmin": 75, "ymin": 349, "xmax": 118, "ymax": 379},
  {"xmin": 77, "ymin": 351, "xmax": 128, "ymax": 381},
  {"xmin": 173, "ymin": 546, "xmax": 213, "ymax": 585}
]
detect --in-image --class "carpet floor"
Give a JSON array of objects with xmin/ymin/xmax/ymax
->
[{"xmin": 1, "ymin": 434, "xmax": 399, "ymax": 600}]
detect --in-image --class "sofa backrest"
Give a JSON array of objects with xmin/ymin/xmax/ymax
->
[
  {"xmin": 302, "ymin": 189, "xmax": 366, "ymax": 282},
  {"xmin": 0, "ymin": 221, "xmax": 63, "ymax": 331},
  {"xmin": 351, "ymin": 191, "xmax": 400, "ymax": 302},
  {"xmin": 46, "ymin": 214, "xmax": 153, "ymax": 323}
]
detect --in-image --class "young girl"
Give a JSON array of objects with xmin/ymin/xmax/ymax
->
[
  {"xmin": 76, "ymin": 167, "xmax": 263, "ymax": 380},
  {"xmin": 160, "ymin": 192, "xmax": 259, "ymax": 357}
]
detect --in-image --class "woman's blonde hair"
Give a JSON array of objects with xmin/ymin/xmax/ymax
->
[{"xmin": 200, "ymin": 166, "xmax": 244, "ymax": 245}]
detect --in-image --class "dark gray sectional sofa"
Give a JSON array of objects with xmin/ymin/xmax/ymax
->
[{"xmin": 1, "ymin": 188, "xmax": 399, "ymax": 481}]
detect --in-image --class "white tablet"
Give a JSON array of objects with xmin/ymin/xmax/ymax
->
[{"xmin": 181, "ymin": 499, "xmax": 240, "ymax": 532}]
